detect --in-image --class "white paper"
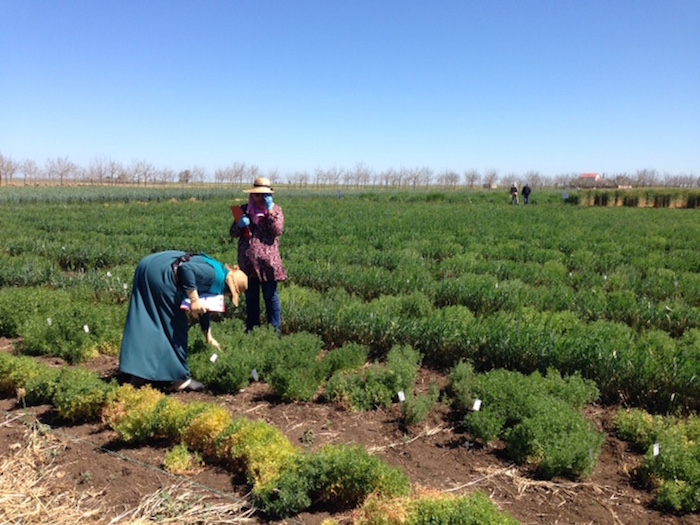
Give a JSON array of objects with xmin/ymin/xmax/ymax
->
[{"xmin": 180, "ymin": 294, "xmax": 226, "ymax": 313}]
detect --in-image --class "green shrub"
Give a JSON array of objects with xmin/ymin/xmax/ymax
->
[
  {"xmin": 505, "ymin": 397, "xmax": 603, "ymax": 479},
  {"xmin": 252, "ymin": 456, "xmax": 314, "ymax": 518},
  {"xmin": 310, "ymin": 444, "xmax": 410, "ymax": 507},
  {"xmin": 102, "ymin": 384, "xmax": 167, "ymax": 443},
  {"xmin": 22, "ymin": 365, "xmax": 61, "ymax": 406},
  {"xmin": 613, "ymin": 408, "xmax": 668, "ymax": 452},
  {"xmin": 354, "ymin": 490, "xmax": 520, "ymax": 525},
  {"xmin": 163, "ymin": 443, "xmax": 203, "ymax": 475},
  {"xmin": 402, "ymin": 384, "xmax": 440, "ymax": 427},
  {"xmin": 183, "ymin": 404, "xmax": 234, "ymax": 461},
  {"xmin": 411, "ymin": 490, "xmax": 520, "ymax": 525},
  {"xmin": 155, "ymin": 398, "xmax": 210, "ymax": 442},
  {"xmin": 322, "ymin": 342, "xmax": 370, "ymax": 377},
  {"xmin": 449, "ymin": 362, "xmax": 602, "ymax": 478},
  {"xmin": 188, "ymin": 338, "xmax": 257, "ymax": 393},
  {"xmin": 656, "ymin": 479, "xmax": 700, "ymax": 514},
  {"xmin": 231, "ymin": 419, "xmax": 299, "ymax": 488},
  {"xmin": 326, "ymin": 345, "xmax": 421, "ymax": 411},
  {"xmin": 0, "ymin": 353, "xmax": 46, "ymax": 394},
  {"xmin": 52, "ymin": 367, "xmax": 114, "ymax": 422},
  {"xmin": 266, "ymin": 332, "xmax": 326, "ymax": 401},
  {"xmin": 19, "ymin": 296, "xmax": 124, "ymax": 363}
]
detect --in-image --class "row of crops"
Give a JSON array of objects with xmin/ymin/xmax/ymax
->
[{"xmin": 1, "ymin": 186, "xmax": 700, "ymax": 517}]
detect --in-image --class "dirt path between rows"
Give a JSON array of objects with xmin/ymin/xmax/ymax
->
[{"xmin": 1, "ymin": 338, "xmax": 697, "ymax": 524}]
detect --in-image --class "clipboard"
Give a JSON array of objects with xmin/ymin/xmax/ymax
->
[{"xmin": 231, "ymin": 206, "xmax": 252, "ymax": 238}]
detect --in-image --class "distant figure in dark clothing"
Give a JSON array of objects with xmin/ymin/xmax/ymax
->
[
  {"xmin": 522, "ymin": 184, "xmax": 531, "ymax": 204},
  {"xmin": 510, "ymin": 183, "xmax": 519, "ymax": 204}
]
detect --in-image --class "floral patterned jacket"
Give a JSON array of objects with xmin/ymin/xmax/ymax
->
[{"xmin": 230, "ymin": 203, "xmax": 288, "ymax": 282}]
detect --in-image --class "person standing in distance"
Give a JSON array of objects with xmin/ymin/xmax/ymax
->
[{"xmin": 230, "ymin": 177, "xmax": 287, "ymax": 333}]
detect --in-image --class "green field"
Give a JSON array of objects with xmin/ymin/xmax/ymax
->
[
  {"xmin": 2, "ymin": 185, "xmax": 700, "ymax": 515},
  {"xmin": 1, "ymin": 186, "xmax": 699, "ymax": 409}
]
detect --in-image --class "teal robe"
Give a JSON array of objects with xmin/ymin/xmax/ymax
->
[{"xmin": 119, "ymin": 251, "xmax": 225, "ymax": 382}]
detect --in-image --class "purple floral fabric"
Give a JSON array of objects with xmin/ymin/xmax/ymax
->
[{"xmin": 230, "ymin": 204, "xmax": 288, "ymax": 282}]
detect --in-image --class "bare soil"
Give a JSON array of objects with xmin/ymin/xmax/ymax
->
[{"xmin": 1, "ymin": 337, "xmax": 698, "ymax": 525}]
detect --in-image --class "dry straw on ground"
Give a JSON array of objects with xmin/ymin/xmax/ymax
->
[{"xmin": 0, "ymin": 415, "xmax": 254, "ymax": 525}]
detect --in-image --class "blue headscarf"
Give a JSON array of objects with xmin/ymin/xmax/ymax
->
[{"xmin": 199, "ymin": 254, "xmax": 228, "ymax": 295}]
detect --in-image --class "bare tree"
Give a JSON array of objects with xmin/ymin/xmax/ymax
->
[
  {"xmin": 353, "ymin": 162, "xmax": 372, "ymax": 188},
  {"xmin": 231, "ymin": 162, "xmax": 247, "ymax": 185},
  {"xmin": 20, "ymin": 159, "xmax": 40, "ymax": 185},
  {"xmin": 524, "ymin": 170, "xmax": 543, "ymax": 189},
  {"xmin": 87, "ymin": 155, "xmax": 111, "ymax": 184},
  {"xmin": 483, "ymin": 169, "xmax": 498, "ymax": 189},
  {"xmin": 463, "ymin": 169, "xmax": 479, "ymax": 188},
  {"xmin": 437, "ymin": 169, "xmax": 460, "ymax": 188},
  {"xmin": 0, "ymin": 153, "xmax": 19, "ymax": 186},
  {"xmin": 612, "ymin": 172, "xmax": 633, "ymax": 187},
  {"xmin": 635, "ymin": 169, "xmax": 659, "ymax": 188},
  {"xmin": 105, "ymin": 159, "xmax": 124, "ymax": 184},
  {"xmin": 46, "ymin": 156, "xmax": 78, "ymax": 185},
  {"xmin": 128, "ymin": 160, "xmax": 158, "ymax": 185},
  {"xmin": 158, "ymin": 168, "xmax": 175, "ymax": 184},
  {"xmin": 190, "ymin": 165, "xmax": 206, "ymax": 184},
  {"xmin": 265, "ymin": 168, "xmax": 280, "ymax": 186}
]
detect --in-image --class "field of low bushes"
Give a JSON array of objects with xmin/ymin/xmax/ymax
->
[{"xmin": 1, "ymin": 185, "xmax": 699, "ymax": 517}]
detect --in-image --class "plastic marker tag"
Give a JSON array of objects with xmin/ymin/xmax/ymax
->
[
  {"xmin": 397, "ymin": 390, "xmax": 406, "ymax": 402},
  {"xmin": 472, "ymin": 399, "xmax": 482, "ymax": 411},
  {"xmin": 210, "ymin": 353, "xmax": 218, "ymax": 363},
  {"xmin": 252, "ymin": 368, "xmax": 259, "ymax": 381},
  {"xmin": 653, "ymin": 443, "xmax": 660, "ymax": 456}
]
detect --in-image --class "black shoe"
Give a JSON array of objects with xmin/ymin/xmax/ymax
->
[{"xmin": 118, "ymin": 373, "xmax": 148, "ymax": 388}]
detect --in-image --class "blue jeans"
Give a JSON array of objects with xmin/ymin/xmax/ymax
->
[{"xmin": 245, "ymin": 278, "xmax": 281, "ymax": 332}]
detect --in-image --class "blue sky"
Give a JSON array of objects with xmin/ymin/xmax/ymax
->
[{"xmin": 1, "ymin": 1, "xmax": 699, "ymax": 179}]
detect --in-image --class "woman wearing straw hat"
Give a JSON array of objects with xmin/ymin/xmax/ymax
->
[
  {"xmin": 230, "ymin": 177, "xmax": 288, "ymax": 333},
  {"xmin": 118, "ymin": 251, "xmax": 248, "ymax": 391}
]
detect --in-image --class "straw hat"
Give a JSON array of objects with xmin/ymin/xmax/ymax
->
[
  {"xmin": 225, "ymin": 265, "xmax": 248, "ymax": 307},
  {"xmin": 243, "ymin": 177, "xmax": 274, "ymax": 194}
]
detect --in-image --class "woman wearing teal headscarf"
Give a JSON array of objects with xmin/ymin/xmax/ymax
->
[{"xmin": 119, "ymin": 251, "xmax": 248, "ymax": 391}]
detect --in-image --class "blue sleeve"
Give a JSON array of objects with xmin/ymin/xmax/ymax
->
[{"xmin": 176, "ymin": 264, "xmax": 197, "ymax": 291}]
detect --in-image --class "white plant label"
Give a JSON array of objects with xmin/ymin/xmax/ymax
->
[
  {"xmin": 653, "ymin": 443, "xmax": 660, "ymax": 456},
  {"xmin": 472, "ymin": 399, "xmax": 482, "ymax": 411},
  {"xmin": 397, "ymin": 390, "xmax": 406, "ymax": 402},
  {"xmin": 210, "ymin": 353, "xmax": 218, "ymax": 363},
  {"xmin": 252, "ymin": 368, "xmax": 259, "ymax": 381}
]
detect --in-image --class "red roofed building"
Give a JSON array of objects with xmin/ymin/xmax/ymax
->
[{"xmin": 578, "ymin": 172, "xmax": 613, "ymax": 188}]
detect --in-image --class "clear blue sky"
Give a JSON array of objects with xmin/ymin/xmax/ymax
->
[{"xmin": 2, "ymin": 0, "xmax": 699, "ymax": 179}]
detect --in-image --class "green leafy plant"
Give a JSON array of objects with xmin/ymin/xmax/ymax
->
[
  {"xmin": 163, "ymin": 443, "xmax": 203, "ymax": 475},
  {"xmin": 354, "ymin": 489, "xmax": 520, "ymax": 525},
  {"xmin": 52, "ymin": 367, "xmax": 115, "ymax": 422},
  {"xmin": 102, "ymin": 384, "xmax": 167, "ymax": 443},
  {"xmin": 326, "ymin": 345, "xmax": 421, "ymax": 411}
]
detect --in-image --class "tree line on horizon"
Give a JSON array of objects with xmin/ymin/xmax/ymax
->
[{"xmin": 1, "ymin": 152, "xmax": 698, "ymax": 190}]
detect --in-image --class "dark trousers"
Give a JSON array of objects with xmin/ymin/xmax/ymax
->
[{"xmin": 245, "ymin": 278, "xmax": 281, "ymax": 332}]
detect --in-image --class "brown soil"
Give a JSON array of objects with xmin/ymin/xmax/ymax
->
[{"xmin": 1, "ymin": 337, "xmax": 698, "ymax": 525}]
